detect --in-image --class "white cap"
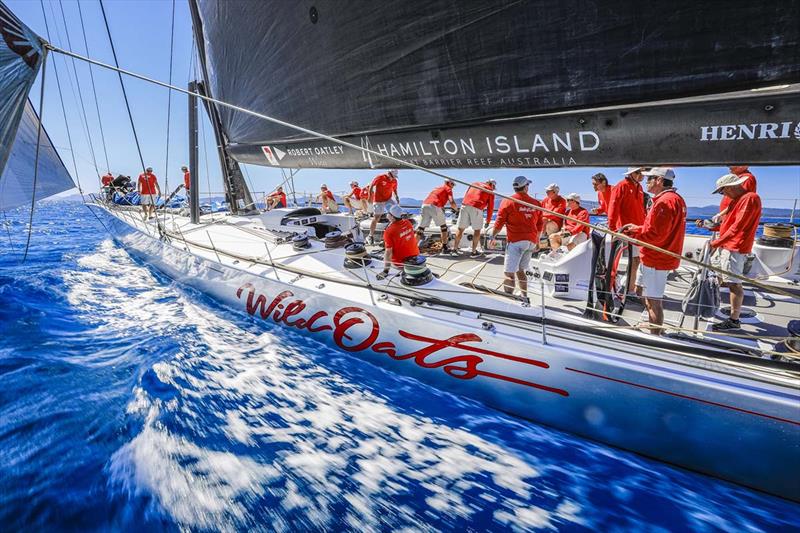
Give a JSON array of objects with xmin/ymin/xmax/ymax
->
[
  {"xmin": 623, "ymin": 167, "xmax": 643, "ymax": 176},
  {"xmin": 350, "ymin": 180, "xmax": 358, "ymax": 186},
  {"xmin": 544, "ymin": 183, "xmax": 559, "ymax": 192},
  {"xmin": 486, "ymin": 179, "xmax": 497, "ymax": 187},
  {"xmin": 512, "ymin": 175, "xmax": 531, "ymax": 189},
  {"xmin": 643, "ymin": 167, "xmax": 676, "ymax": 180},
  {"xmin": 388, "ymin": 204, "xmax": 404, "ymax": 218},
  {"xmin": 388, "ymin": 169, "xmax": 399, "ymax": 177},
  {"xmin": 713, "ymin": 173, "xmax": 749, "ymax": 194},
  {"xmin": 321, "ymin": 183, "xmax": 328, "ymax": 189},
  {"xmin": 566, "ymin": 192, "xmax": 581, "ymax": 202}
]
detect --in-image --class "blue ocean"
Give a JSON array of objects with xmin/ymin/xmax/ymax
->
[{"xmin": 1, "ymin": 201, "xmax": 798, "ymax": 531}]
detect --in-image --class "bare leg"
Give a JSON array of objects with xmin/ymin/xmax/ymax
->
[
  {"xmin": 454, "ymin": 228, "xmax": 466, "ymax": 250},
  {"xmin": 369, "ymin": 215, "xmax": 378, "ymax": 241},
  {"xmin": 472, "ymin": 229, "xmax": 482, "ymax": 253},
  {"xmin": 516, "ymin": 270, "xmax": 527, "ymax": 298},
  {"xmin": 629, "ymin": 256, "xmax": 640, "ymax": 293},
  {"xmin": 503, "ymin": 272, "xmax": 515, "ymax": 294},
  {"xmin": 549, "ymin": 233, "xmax": 563, "ymax": 249},
  {"xmin": 728, "ymin": 282, "xmax": 744, "ymax": 320},
  {"xmin": 645, "ymin": 297, "xmax": 664, "ymax": 335},
  {"xmin": 344, "ymin": 197, "xmax": 354, "ymax": 215},
  {"xmin": 440, "ymin": 227, "xmax": 449, "ymax": 248}
]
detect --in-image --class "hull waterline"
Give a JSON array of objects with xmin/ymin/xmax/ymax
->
[{"xmin": 91, "ymin": 205, "xmax": 800, "ymax": 501}]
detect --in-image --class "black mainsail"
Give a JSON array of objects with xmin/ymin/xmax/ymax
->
[{"xmin": 190, "ymin": 0, "xmax": 800, "ymax": 169}]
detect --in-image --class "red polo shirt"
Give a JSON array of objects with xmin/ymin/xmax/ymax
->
[
  {"xmin": 350, "ymin": 185, "xmax": 363, "ymax": 200},
  {"xmin": 268, "ymin": 191, "xmax": 287, "ymax": 208},
  {"xmin": 607, "ymin": 177, "xmax": 646, "ymax": 231},
  {"xmin": 462, "ymin": 182, "xmax": 495, "ymax": 225},
  {"xmin": 628, "ymin": 189, "xmax": 687, "ymax": 270},
  {"xmin": 183, "ymin": 171, "xmax": 191, "ymax": 190},
  {"xmin": 138, "ymin": 173, "xmax": 158, "ymax": 195},
  {"xmin": 712, "ymin": 192, "xmax": 761, "ymax": 254},
  {"xmin": 492, "ymin": 192, "xmax": 543, "ymax": 243},
  {"xmin": 371, "ymin": 173, "xmax": 398, "ymax": 202},
  {"xmin": 101, "ymin": 174, "xmax": 113, "ymax": 186},
  {"xmin": 424, "ymin": 184, "xmax": 454, "ymax": 208},
  {"xmin": 383, "ymin": 219, "xmax": 419, "ymax": 266}
]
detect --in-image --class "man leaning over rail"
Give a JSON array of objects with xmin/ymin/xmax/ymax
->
[
  {"xmin": 489, "ymin": 176, "xmax": 543, "ymax": 307},
  {"xmin": 621, "ymin": 168, "xmax": 686, "ymax": 335},
  {"xmin": 708, "ymin": 173, "xmax": 762, "ymax": 331},
  {"xmin": 454, "ymin": 179, "xmax": 496, "ymax": 257}
]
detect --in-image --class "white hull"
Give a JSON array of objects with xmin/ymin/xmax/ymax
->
[{"xmin": 91, "ymin": 204, "xmax": 800, "ymax": 501}]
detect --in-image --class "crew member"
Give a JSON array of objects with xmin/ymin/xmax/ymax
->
[
  {"xmin": 137, "ymin": 167, "xmax": 160, "ymax": 219},
  {"xmin": 101, "ymin": 172, "xmax": 114, "ymax": 201},
  {"xmin": 453, "ymin": 179, "xmax": 495, "ymax": 257},
  {"xmin": 708, "ymin": 173, "xmax": 762, "ymax": 331},
  {"xmin": 590, "ymin": 173, "xmax": 611, "ymax": 215},
  {"xmin": 542, "ymin": 183, "xmax": 567, "ymax": 235},
  {"xmin": 343, "ymin": 181, "xmax": 367, "ymax": 215},
  {"xmin": 488, "ymin": 176, "xmax": 542, "ymax": 305},
  {"xmin": 360, "ymin": 184, "xmax": 373, "ymax": 214},
  {"xmin": 417, "ymin": 178, "xmax": 458, "ymax": 254},
  {"xmin": 315, "ymin": 184, "xmax": 339, "ymax": 213},
  {"xmin": 182, "ymin": 165, "xmax": 191, "ymax": 190},
  {"xmin": 621, "ymin": 168, "xmax": 686, "ymax": 335},
  {"xmin": 367, "ymin": 169, "xmax": 400, "ymax": 244},
  {"xmin": 265, "ymin": 186, "xmax": 287, "ymax": 210},
  {"xmin": 713, "ymin": 165, "xmax": 757, "ymax": 223},
  {"xmin": 378, "ymin": 204, "xmax": 419, "ymax": 280},
  {"xmin": 608, "ymin": 167, "xmax": 647, "ymax": 292},
  {"xmin": 549, "ymin": 193, "xmax": 590, "ymax": 252}
]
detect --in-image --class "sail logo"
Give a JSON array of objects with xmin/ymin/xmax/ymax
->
[
  {"xmin": 261, "ymin": 145, "xmax": 286, "ymax": 165},
  {"xmin": 699, "ymin": 121, "xmax": 796, "ymax": 142}
]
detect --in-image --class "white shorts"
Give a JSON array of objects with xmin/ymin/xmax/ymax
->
[
  {"xmin": 566, "ymin": 232, "xmax": 588, "ymax": 246},
  {"xmin": 457, "ymin": 205, "xmax": 484, "ymax": 230},
  {"xmin": 373, "ymin": 201, "xmax": 393, "ymax": 215},
  {"xmin": 420, "ymin": 204, "xmax": 446, "ymax": 228},
  {"xmin": 711, "ymin": 248, "xmax": 746, "ymax": 284},
  {"xmin": 140, "ymin": 194, "xmax": 156, "ymax": 205},
  {"xmin": 636, "ymin": 264, "xmax": 669, "ymax": 298},
  {"xmin": 504, "ymin": 240, "xmax": 535, "ymax": 273}
]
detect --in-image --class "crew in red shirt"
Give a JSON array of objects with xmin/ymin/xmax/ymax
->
[
  {"xmin": 489, "ymin": 176, "xmax": 542, "ymax": 304},
  {"xmin": 590, "ymin": 173, "xmax": 612, "ymax": 215},
  {"xmin": 549, "ymin": 193, "xmax": 590, "ymax": 252},
  {"xmin": 608, "ymin": 167, "xmax": 647, "ymax": 292},
  {"xmin": 378, "ymin": 204, "xmax": 419, "ymax": 279},
  {"xmin": 101, "ymin": 172, "xmax": 113, "ymax": 186},
  {"xmin": 368, "ymin": 169, "xmax": 400, "ymax": 244},
  {"xmin": 622, "ymin": 168, "xmax": 686, "ymax": 335},
  {"xmin": 715, "ymin": 165, "xmax": 757, "ymax": 221},
  {"xmin": 454, "ymin": 179, "xmax": 495, "ymax": 257},
  {"xmin": 181, "ymin": 165, "xmax": 191, "ymax": 190},
  {"xmin": 137, "ymin": 167, "xmax": 160, "ymax": 219},
  {"xmin": 343, "ymin": 180, "xmax": 367, "ymax": 215},
  {"xmin": 417, "ymin": 179, "xmax": 458, "ymax": 253},
  {"xmin": 541, "ymin": 183, "xmax": 567, "ymax": 235},
  {"xmin": 315, "ymin": 184, "xmax": 339, "ymax": 213},
  {"xmin": 101, "ymin": 172, "xmax": 114, "ymax": 201},
  {"xmin": 266, "ymin": 186, "xmax": 287, "ymax": 210},
  {"xmin": 708, "ymin": 173, "xmax": 763, "ymax": 331}
]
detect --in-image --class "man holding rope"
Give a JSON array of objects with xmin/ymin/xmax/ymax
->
[{"xmin": 621, "ymin": 168, "xmax": 686, "ymax": 334}]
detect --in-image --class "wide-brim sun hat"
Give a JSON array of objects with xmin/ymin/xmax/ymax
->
[
  {"xmin": 566, "ymin": 192, "xmax": 581, "ymax": 202},
  {"xmin": 544, "ymin": 182, "xmax": 559, "ymax": 192},
  {"xmin": 713, "ymin": 173, "xmax": 749, "ymax": 194},
  {"xmin": 512, "ymin": 175, "xmax": 531, "ymax": 189},
  {"xmin": 623, "ymin": 167, "xmax": 642, "ymax": 176},
  {"xmin": 388, "ymin": 204, "xmax": 405, "ymax": 218}
]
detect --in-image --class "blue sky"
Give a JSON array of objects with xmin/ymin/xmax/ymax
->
[{"xmin": 10, "ymin": 0, "xmax": 800, "ymax": 209}]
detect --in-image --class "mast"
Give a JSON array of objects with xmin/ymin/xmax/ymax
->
[
  {"xmin": 187, "ymin": 1, "xmax": 256, "ymax": 215},
  {"xmin": 188, "ymin": 81, "xmax": 200, "ymax": 223}
]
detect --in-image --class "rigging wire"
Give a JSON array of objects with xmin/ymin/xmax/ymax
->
[
  {"xmin": 44, "ymin": 44, "xmax": 800, "ymax": 300},
  {"xmin": 38, "ymin": 0, "xmax": 84, "ymax": 198},
  {"xmin": 56, "ymin": 0, "xmax": 99, "ymax": 179},
  {"xmin": 161, "ymin": 0, "xmax": 176, "ymax": 228},
  {"xmin": 76, "ymin": 0, "xmax": 110, "ymax": 173},
  {"xmin": 22, "ymin": 49, "xmax": 49, "ymax": 263},
  {"xmin": 97, "ymin": 0, "xmax": 146, "ymax": 174}
]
